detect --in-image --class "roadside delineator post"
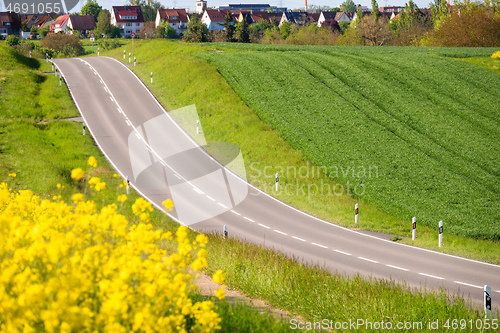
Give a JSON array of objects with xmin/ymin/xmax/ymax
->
[
  {"xmin": 52, "ymin": 63, "xmax": 54, "ymax": 71},
  {"xmin": 29, "ymin": 51, "xmax": 31, "ymax": 58},
  {"xmin": 124, "ymin": 50, "xmax": 126, "ymax": 59},
  {"xmin": 412, "ymin": 217, "xmax": 416, "ymax": 240},
  {"xmin": 126, "ymin": 176, "xmax": 130, "ymax": 195},
  {"xmin": 134, "ymin": 57, "xmax": 136, "ymax": 66},
  {"xmin": 484, "ymin": 285, "xmax": 492, "ymax": 317},
  {"xmin": 223, "ymin": 225, "xmax": 228, "ymax": 239},
  {"xmin": 129, "ymin": 53, "xmax": 131, "ymax": 63},
  {"xmin": 355, "ymin": 203, "xmax": 359, "ymax": 224},
  {"xmin": 151, "ymin": 72, "xmax": 153, "ymax": 84},
  {"xmin": 83, "ymin": 122, "xmax": 86, "ymax": 135},
  {"xmin": 46, "ymin": 53, "xmax": 48, "ymax": 62},
  {"xmin": 275, "ymin": 172, "xmax": 279, "ymax": 192},
  {"xmin": 438, "ymin": 220, "xmax": 443, "ymax": 247},
  {"xmin": 98, "ymin": 47, "xmax": 99, "ymax": 56},
  {"xmin": 196, "ymin": 120, "xmax": 199, "ymax": 134},
  {"xmin": 59, "ymin": 76, "xmax": 61, "ymax": 86}
]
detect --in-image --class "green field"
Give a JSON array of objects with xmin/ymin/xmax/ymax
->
[{"xmin": 198, "ymin": 45, "xmax": 500, "ymax": 240}]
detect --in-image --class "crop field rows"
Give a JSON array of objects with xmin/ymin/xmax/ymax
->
[{"xmin": 198, "ymin": 47, "xmax": 500, "ymax": 239}]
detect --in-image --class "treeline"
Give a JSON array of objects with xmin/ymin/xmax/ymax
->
[{"xmin": 183, "ymin": 0, "xmax": 500, "ymax": 47}]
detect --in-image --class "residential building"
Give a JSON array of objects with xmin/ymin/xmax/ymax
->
[
  {"xmin": 155, "ymin": 8, "xmax": 189, "ymax": 36},
  {"xmin": 67, "ymin": 15, "xmax": 96, "ymax": 37},
  {"xmin": 215, "ymin": 3, "xmax": 287, "ymax": 12},
  {"xmin": 280, "ymin": 11, "xmax": 310, "ymax": 26},
  {"xmin": 196, "ymin": 0, "xmax": 207, "ymax": 14},
  {"xmin": 51, "ymin": 14, "xmax": 70, "ymax": 33},
  {"xmin": 0, "ymin": 12, "xmax": 21, "ymax": 37},
  {"xmin": 201, "ymin": 9, "xmax": 234, "ymax": 30},
  {"xmin": 111, "ymin": 6, "xmax": 144, "ymax": 37}
]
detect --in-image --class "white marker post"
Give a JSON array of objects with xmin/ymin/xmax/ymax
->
[
  {"xmin": 355, "ymin": 203, "xmax": 359, "ymax": 224},
  {"xmin": 275, "ymin": 173, "xmax": 279, "ymax": 192},
  {"xmin": 123, "ymin": 50, "xmax": 126, "ymax": 59},
  {"xmin": 29, "ymin": 51, "xmax": 31, "ymax": 58},
  {"xmin": 484, "ymin": 285, "xmax": 492, "ymax": 317},
  {"xmin": 412, "ymin": 217, "xmax": 416, "ymax": 240},
  {"xmin": 126, "ymin": 176, "xmax": 130, "ymax": 195},
  {"xmin": 438, "ymin": 220, "xmax": 443, "ymax": 247},
  {"xmin": 151, "ymin": 72, "xmax": 153, "ymax": 84},
  {"xmin": 59, "ymin": 76, "xmax": 61, "ymax": 86},
  {"xmin": 83, "ymin": 122, "xmax": 86, "ymax": 135},
  {"xmin": 134, "ymin": 57, "xmax": 136, "ymax": 66},
  {"xmin": 129, "ymin": 53, "xmax": 131, "ymax": 63},
  {"xmin": 52, "ymin": 63, "xmax": 54, "ymax": 71},
  {"xmin": 196, "ymin": 120, "xmax": 199, "ymax": 134},
  {"xmin": 46, "ymin": 53, "xmax": 48, "ymax": 62},
  {"xmin": 223, "ymin": 225, "xmax": 228, "ymax": 239},
  {"xmin": 98, "ymin": 47, "xmax": 99, "ymax": 56}
]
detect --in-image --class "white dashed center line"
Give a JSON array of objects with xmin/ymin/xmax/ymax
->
[
  {"xmin": 454, "ymin": 281, "xmax": 481, "ymax": 289},
  {"xmin": 230, "ymin": 210, "xmax": 241, "ymax": 216},
  {"xmin": 358, "ymin": 257, "xmax": 379, "ymax": 264},
  {"xmin": 312, "ymin": 243, "xmax": 327, "ymax": 249},
  {"xmin": 206, "ymin": 196, "xmax": 216, "ymax": 202},
  {"xmin": 386, "ymin": 264, "xmax": 409, "ymax": 272},
  {"xmin": 258, "ymin": 223, "xmax": 270, "ymax": 229},
  {"xmin": 274, "ymin": 230, "xmax": 287, "ymax": 235},
  {"xmin": 292, "ymin": 236, "xmax": 306, "ymax": 242},
  {"xmin": 243, "ymin": 217, "xmax": 255, "ymax": 223},
  {"xmin": 334, "ymin": 249, "xmax": 352, "ymax": 256},
  {"xmin": 218, "ymin": 203, "xmax": 227, "ymax": 209},
  {"xmin": 419, "ymin": 273, "xmax": 445, "ymax": 280}
]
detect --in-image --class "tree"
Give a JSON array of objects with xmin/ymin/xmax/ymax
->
[
  {"xmin": 234, "ymin": 19, "xmax": 250, "ymax": 43},
  {"xmin": 280, "ymin": 20, "xmax": 292, "ymax": 39},
  {"xmin": 339, "ymin": 20, "xmax": 350, "ymax": 33},
  {"xmin": 340, "ymin": 0, "xmax": 356, "ymax": 13},
  {"xmin": 155, "ymin": 21, "xmax": 176, "ymax": 38},
  {"xmin": 371, "ymin": 0, "xmax": 381, "ymax": 21},
  {"xmin": 41, "ymin": 34, "xmax": 84, "ymax": 56},
  {"xmin": 96, "ymin": 9, "xmax": 111, "ymax": 36},
  {"xmin": 356, "ymin": 15, "xmax": 390, "ymax": 45},
  {"xmin": 126, "ymin": 0, "xmax": 163, "ymax": 22},
  {"xmin": 80, "ymin": 0, "xmax": 102, "ymax": 22},
  {"xmin": 183, "ymin": 16, "xmax": 208, "ymax": 42},
  {"xmin": 249, "ymin": 18, "xmax": 271, "ymax": 41},
  {"xmin": 221, "ymin": 10, "xmax": 235, "ymax": 42},
  {"xmin": 430, "ymin": 0, "xmax": 450, "ymax": 28}
]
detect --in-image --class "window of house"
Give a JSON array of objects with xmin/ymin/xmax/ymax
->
[{"xmin": 126, "ymin": 22, "xmax": 132, "ymax": 26}]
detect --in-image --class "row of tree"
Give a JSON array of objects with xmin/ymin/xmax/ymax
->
[{"xmin": 182, "ymin": 0, "xmax": 499, "ymax": 47}]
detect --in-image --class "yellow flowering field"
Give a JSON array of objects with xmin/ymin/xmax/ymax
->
[{"xmin": 0, "ymin": 158, "xmax": 225, "ymax": 333}]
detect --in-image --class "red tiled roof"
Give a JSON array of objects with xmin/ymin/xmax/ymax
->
[
  {"xmin": 112, "ymin": 6, "xmax": 144, "ymax": 23},
  {"xmin": 69, "ymin": 15, "xmax": 96, "ymax": 30},
  {"xmin": 158, "ymin": 8, "xmax": 188, "ymax": 23},
  {"xmin": 205, "ymin": 9, "xmax": 233, "ymax": 22}
]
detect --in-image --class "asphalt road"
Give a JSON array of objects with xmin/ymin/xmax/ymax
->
[{"xmin": 54, "ymin": 56, "xmax": 499, "ymax": 310}]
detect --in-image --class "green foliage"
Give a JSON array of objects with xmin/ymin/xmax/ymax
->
[
  {"xmin": 99, "ymin": 39, "xmax": 121, "ymax": 50},
  {"xmin": 80, "ymin": 0, "xmax": 102, "ymax": 21},
  {"xmin": 41, "ymin": 34, "xmax": 84, "ymax": 57},
  {"xmin": 339, "ymin": 20, "xmax": 351, "ymax": 34},
  {"xmin": 279, "ymin": 21, "xmax": 292, "ymax": 40},
  {"xmin": 234, "ymin": 20, "xmax": 250, "ymax": 43},
  {"xmin": 6, "ymin": 35, "xmax": 19, "ymax": 46},
  {"xmin": 183, "ymin": 16, "xmax": 208, "ymax": 42},
  {"xmin": 30, "ymin": 27, "xmax": 38, "ymax": 35},
  {"xmin": 199, "ymin": 46, "xmax": 500, "ymax": 240},
  {"xmin": 371, "ymin": 0, "xmax": 381, "ymax": 20},
  {"xmin": 39, "ymin": 26, "xmax": 49, "ymax": 38},
  {"xmin": 96, "ymin": 9, "xmax": 111, "ymax": 36},
  {"xmin": 155, "ymin": 21, "xmax": 176, "ymax": 39},
  {"xmin": 222, "ymin": 11, "xmax": 235, "ymax": 42},
  {"xmin": 340, "ymin": 0, "xmax": 357, "ymax": 12}
]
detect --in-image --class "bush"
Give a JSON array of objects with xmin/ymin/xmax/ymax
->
[
  {"xmin": 99, "ymin": 39, "xmax": 121, "ymax": 50},
  {"xmin": 41, "ymin": 33, "xmax": 84, "ymax": 57},
  {"xmin": 6, "ymin": 35, "xmax": 19, "ymax": 46}
]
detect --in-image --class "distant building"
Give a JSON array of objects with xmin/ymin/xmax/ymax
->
[
  {"xmin": 67, "ymin": 15, "xmax": 96, "ymax": 37},
  {"xmin": 155, "ymin": 8, "xmax": 189, "ymax": 36},
  {"xmin": 0, "ymin": 12, "xmax": 21, "ymax": 37},
  {"xmin": 111, "ymin": 6, "xmax": 144, "ymax": 37},
  {"xmin": 201, "ymin": 9, "xmax": 234, "ymax": 30},
  {"xmin": 215, "ymin": 4, "xmax": 287, "ymax": 13},
  {"xmin": 51, "ymin": 14, "xmax": 70, "ymax": 33},
  {"xmin": 196, "ymin": 0, "xmax": 207, "ymax": 14}
]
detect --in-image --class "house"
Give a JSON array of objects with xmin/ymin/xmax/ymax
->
[
  {"xmin": 111, "ymin": 6, "xmax": 144, "ymax": 37},
  {"xmin": 201, "ymin": 9, "xmax": 234, "ymax": 31},
  {"xmin": 155, "ymin": 8, "xmax": 189, "ymax": 36},
  {"xmin": 317, "ymin": 11, "xmax": 337, "ymax": 27},
  {"xmin": 29, "ymin": 14, "xmax": 56, "ymax": 29},
  {"xmin": 280, "ymin": 11, "xmax": 310, "ymax": 26},
  {"xmin": 267, "ymin": 12, "xmax": 282, "ymax": 25},
  {"xmin": 0, "ymin": 12, "xmax": 21, "ymax": 38},
  {"xmin": 196, "ymin": 0, "xmax": 207, "ymax": 14},
  {"xmin": 215, "ymin": 4, "xmax": 287, "ymax": 12},
  {"xmin": 67, "ymin": 15, "xmax": 96, "ymax": 37},
  {"xmin": 51, "ymin": 14, "xmax": 70, "ymax": 33}
]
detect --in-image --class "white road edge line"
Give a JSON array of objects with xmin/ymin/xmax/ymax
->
[
  {"xmin": 419, "ymin": 273, "xmax": 445, "ymax": 280},
  {"xmin": 193, "ymin": 187, "xmax": 203, "ymax": 195},
  {"xmin": 258, "ymin": 223, "xmax": 270, "ymax": 229},
  {"xmin": 358, "ymin": 257, "xmax": 379, "ymax": 264},
  {"xmin": 218, "ymin": 203, "xmax": 227, "ymax": 209},
  {"xmin": 334, "ymin": 250, "xmax": 352, "ymax": 256},
  {"xmin": 292, "ymin": 236, "xmax": 306, "ymax": 242},
  {"xmin": 311, "ymin": 243, "xmax": 327, "ymax": 249},
  {"xmin": 243, "ymin": 217, "xmax": 255, "ymax": 223},
  {"xmin": 206, "ymin": 195, "xmax": 216, "ymax": 202},
  {"xmin": 454, "ymin": 281, "xmax": 482, "ymax": 289},
  {"xmin": 230, "ymin": 210, "xmax": 241, "ymax": 216},
  {"xmin": 274, "ymin": 230, "xmax": 287, "ymax": 235},
  {"xmin": 386, "ymin": 264, "xmax": 409, "ymax": 272}
]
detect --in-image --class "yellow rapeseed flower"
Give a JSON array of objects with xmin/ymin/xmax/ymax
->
[
  {"xmin": 70, "ymin": 168, "xmax": 85, "ymax": 181},
  {"xmin": 8, "ymin": 173, "xmax": 16, "ymax": 178},
  {"xmin": 491, "ymin": 51, "xmax": 500, "ymax": 59},
  {"xmin": 117, "ymin": 194, "xmax": 127, "ymax": 203},
  {"xmin": 87, "ymin": 156, "xmax": 97, "ymax": 168},
  {"xmin": 162, "ymin": 199, "xmax": 174, "ymax": 212}
]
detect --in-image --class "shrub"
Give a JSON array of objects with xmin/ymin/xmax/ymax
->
[
  {"xmin": 41, "ymin": 33, "xmax": 84, "ymax": 57},
  {"xmin": 6, "ymin": 35, "xmax": 19, "ymax": 46}
]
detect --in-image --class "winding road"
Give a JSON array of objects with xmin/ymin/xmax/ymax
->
[{"xmin": 53, "ymin": 56, "xmax": 499, "ymax": 311}]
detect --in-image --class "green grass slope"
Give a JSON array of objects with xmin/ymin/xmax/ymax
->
[{"xmin": 198, "ymin": 45, "xmax": 500, "ymax": 240}]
